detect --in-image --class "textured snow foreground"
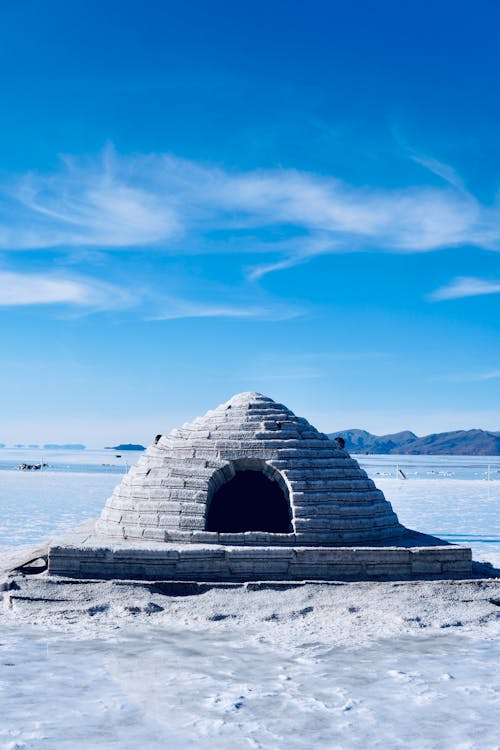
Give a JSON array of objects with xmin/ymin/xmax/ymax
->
[{"xmin": 1, "ymin": 470, "xmax": 499, "ymax": 749}]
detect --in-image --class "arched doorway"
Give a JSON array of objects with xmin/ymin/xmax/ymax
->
[{"xmin": 206, "ymin": 469, "xmax": 292, "ymax": 533}]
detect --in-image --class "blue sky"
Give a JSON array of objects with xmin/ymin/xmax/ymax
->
[{"xmin": 1, "ymin": 0, "xmax": 500, "ymax": 445}]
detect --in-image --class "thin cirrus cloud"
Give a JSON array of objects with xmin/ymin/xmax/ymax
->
[
  {"xmin": 429, "ymin": 276, "xmax": 500, "ymax": 301},
  {"xmin": 149, "ymin": 295, "xmax": 302, "ymax": 321},
  {"xmin": 233, "ymin": 350, "xmax": 388, "ymax": 382},
  {"xmin": 2, "ymin": 147, "xmax": 500, "ymax": 278},
  {"xmin": 464, "ymin": 370, "xmax": 500, "ymax": 381},
  {"xmin": 1, "ymin": 152, "xmax": 179, "ymax": 250},
  {"xmin": 435, "ymin": 369, "xmax": 500, "ymax": 383},
  {"xmin": 409, "ymin": 153, "xmax": 467, "ymax": 192},
  {"xmin": 0, "ymin": 269, "xmax": 300, "ymax": 320},
  {"xmin": 0, "ymin": 270, "xmax": 133, "ymax": 310}
]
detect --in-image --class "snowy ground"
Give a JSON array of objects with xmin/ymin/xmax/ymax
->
[{"xmin": 0, "ymin": 458, "xmax": 499, "ymax": 749}]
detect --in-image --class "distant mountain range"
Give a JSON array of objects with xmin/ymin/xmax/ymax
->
[{"xmin": 328, "ymin": 429, "xmax": 500, "ymax": 456}]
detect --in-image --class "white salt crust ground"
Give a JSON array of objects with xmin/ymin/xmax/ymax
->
[
  {"xmin": 1, "ymin": 470, "xmax": 499, "ymax": 749},
  {"xmin": 2, "ymin": 573, "xmax": 499, "ymax": 644},
  {"xmin": 1, "ymin": 573, "xmax": 500, "ymax": 750}
]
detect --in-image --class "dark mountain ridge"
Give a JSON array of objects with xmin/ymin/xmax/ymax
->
[{"xmin": 329, "ymin": 428, "xmax": 500, "ymax": 455}]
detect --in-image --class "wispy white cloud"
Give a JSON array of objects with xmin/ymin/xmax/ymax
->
[
  {"xmin": 240, "ymin": 369, "xmax": 323, "ymax": 381},
  {"xmin": 0, "ymin": 270, "xmax": 133, "ymax": 310},
  {"xmin": 246, "ymin": 235, "xmax": 339, "ymax": 281},
  {"xmin": 231, "ymin": 350, "xmax": 387, "ymax": 383},
  {"xmin": 259, "ymin": 351, "xmax": 388, "ymax": 364},
  {"xmin": 467, "ymin": 370, "xmax": 500, "ymax": 382},
  {"xmin": 298, "ymin": 351, "xmax": 388, "ymax": 361},
  {"xmin": 410, "ymin": 153, "xmax": 467, "ymax": 191},
  {"xmin": 471, "ymin": 370, "xmax": 500, "ymax": 381},
  {"xmin": 0, "ymin": 147, "xmax": 179, "ymax": 250},
  {"xmin": 435, "ymin": 369, "xmax": 500, "ymax": 383},
  {"xmin": 429, "ymin": 276, "xmax": 500, "ymax": 301},
  {"xmin": 0, "ymin": 260, "xmax": 301, "ymax": 320},
  {"xmin": 2, "ymin": 146, "xmax": 500, "ymax": 278},
  {"xmin": 391, "ymin": 125, "xmax": 467, "ymax": 191},
  {"xmin": 149, "ymin": 295, "xmax": 302, "ymax": 321}
]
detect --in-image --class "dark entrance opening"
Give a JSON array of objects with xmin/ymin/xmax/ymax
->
[{"xmin": 206, "ymin": 470, "xmax": 292, "ymax": 533}]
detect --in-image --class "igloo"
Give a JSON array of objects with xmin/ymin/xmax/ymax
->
[{"xmin": 48, "ymin": 392, "xmax": 472, "ymax": 580}]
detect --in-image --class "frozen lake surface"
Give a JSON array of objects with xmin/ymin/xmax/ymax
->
[{"xmin": 0, "ymin": 453, "xmax": 499, "ymax": 749}]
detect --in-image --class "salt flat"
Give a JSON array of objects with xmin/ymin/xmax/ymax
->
[
  {"xmin": 0, "ymin": 471, "xmax": 119, "ymax": 553},
  {"xmin": 0, "ymin": 460, "xmax": 499, "ymax": 749},
  {"xmin": 377, "ymin": 477, "xmax": 500, "ymax": 567},
  {"xmin": 1, "ymin": 579, "xmax": 499, "ymax": 750}
]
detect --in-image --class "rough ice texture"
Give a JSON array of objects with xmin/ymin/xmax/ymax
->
[{"xmin": 95, "ymin": 392, "xmax": 403, "ymax": 545}]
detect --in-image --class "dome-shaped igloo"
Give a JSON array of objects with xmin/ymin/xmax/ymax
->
[
  {"xmin": 96, "ymin": 391, "xmax": 403, "ymax": 545},
  {"xmin": 48, "ymin": 392, "xmax": 472, "ymax": 581}
]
